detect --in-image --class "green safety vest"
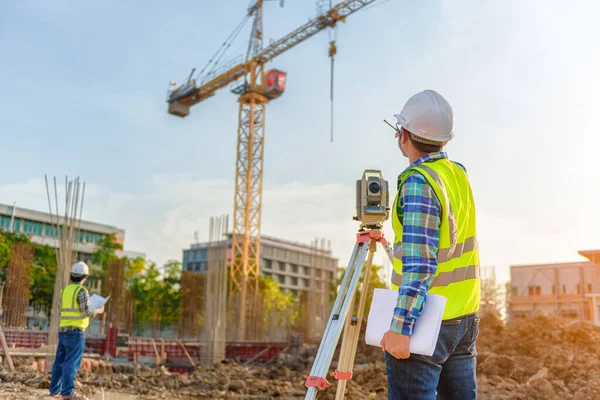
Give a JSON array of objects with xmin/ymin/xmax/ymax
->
[
  {"xmin": 59, "ymin": 284, "xmax": 90, "ymax": 330},
  {"xmin": 391, "ymin": 158, "xmax": 480, "ymax": 320}
]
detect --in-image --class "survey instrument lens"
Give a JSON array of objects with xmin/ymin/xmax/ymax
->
[
  {"xmin": 354, "ymin": 170, "xmax": 390, "ymax": 230},
  {"xmin": 368, "ymin": 182, "xmax": 380, "ymax": 194}
]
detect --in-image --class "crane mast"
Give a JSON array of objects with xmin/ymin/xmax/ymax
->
[{"xmin": 167, "ymin": 0, "xmax": 379, "ymax": 341}]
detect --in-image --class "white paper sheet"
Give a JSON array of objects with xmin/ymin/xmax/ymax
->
[
  {"xmin": 89, "ymin": 294, "xmax": 110, "ymax": 310},
  {"xmin": 365, "ymin": 289, "xmax": 447, "ymax": 357}
]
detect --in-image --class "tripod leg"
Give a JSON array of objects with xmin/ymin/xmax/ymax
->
[
  {"xmin": 333, "ymin": 237, "xmax": 378, "ymax": 400},
  {"xmin": 305, "ymin": 242, "xmax": 369, "ymax": 400}
]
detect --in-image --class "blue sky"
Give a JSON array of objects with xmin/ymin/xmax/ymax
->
[{"xmin": 1, "ymin": 0, "xmax": 599, "ymax": 283}]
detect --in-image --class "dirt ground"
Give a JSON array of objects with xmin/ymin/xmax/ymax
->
[{"xmin": 2, "ymin": 313, "xmax": 600, "ymax": 399}]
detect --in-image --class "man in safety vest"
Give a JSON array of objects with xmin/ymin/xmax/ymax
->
[
  {"xmin": 49, "ymin": 261, "xmax": 104, "ymax": 399},
  {"xmin": 380, "ymin": 90, "xmax": 480, "ymax": 399}
]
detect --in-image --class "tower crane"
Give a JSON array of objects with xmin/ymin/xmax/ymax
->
[{"xmin": 167, "ymin": 0, "xmax": 380, "ymax": 340}]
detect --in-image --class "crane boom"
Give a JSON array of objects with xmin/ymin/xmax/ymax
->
[
  {"xmin": 168, "ymin": 0, "xmax": 382, "ymax": 341},
  {"xmin": 167, "ymin": 0, "xmax": 377, "ymax": 114}
]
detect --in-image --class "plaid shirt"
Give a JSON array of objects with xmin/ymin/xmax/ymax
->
[
  {"xmin": 59, "ymin": 285, "xmax": 96, "ymax": 332},
  {"xmin": 391, "ymin": 152, "xmax": 447, "ymax": 336}
]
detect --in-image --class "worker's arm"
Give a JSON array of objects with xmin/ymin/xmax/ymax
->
[
  {"xmin": 390, "ymin": 173, "xmax": 441, "ymax": 335},
  {"xmin": 77, "ymin": 288, "xmax": 98, "ymax": 318}
]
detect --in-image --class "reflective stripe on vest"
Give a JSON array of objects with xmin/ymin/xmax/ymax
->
[{"xmin": 391, "ymin": 158, "xmax": 480, "ymax": 320}]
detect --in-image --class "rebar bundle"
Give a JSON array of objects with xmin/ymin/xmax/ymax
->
[{"xmin": 44, "ymin": 176, "xmax": 86, "ymax": 369}]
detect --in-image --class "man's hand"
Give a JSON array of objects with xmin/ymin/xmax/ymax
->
[
  {"xmin": 380, "ymin": 330, "xmax": 410, "ymax": 360},
  {"xmin": 96, "ymin": 306, "xmax": 105, "ymax": 315}
]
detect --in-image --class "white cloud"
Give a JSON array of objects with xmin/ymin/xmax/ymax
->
[{"xmin": 1, "ymin": 175, "xmax": 596, "ymax": 286}]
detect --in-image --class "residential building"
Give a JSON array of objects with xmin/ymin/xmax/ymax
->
[
  {"xmin": 508, "ymin": 249, "xmax": 600, "ymax": 325},
  {"xmin": 183, "ymin": 234, "xmax": 338, "ymax": 299}
]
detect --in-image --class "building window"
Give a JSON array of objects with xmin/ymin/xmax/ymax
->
[
  {"xmin": 264, "ymin": 272, "xmax": 271, "ymax": 279},
  {"xmin": 45, "ymin": 224, "xmax": 58, "ymax": 237},
  {"xmin": 278, "ymin": 262, "xmax": 286, "ymax": 271},
  {"xmin": 528, "ymin": 286, "xmax": 541, "ymax": 295},
  {"xmin": 84, "ymin": 231, "xmax": 103, "ymax": 244},
  {"xmin": 315, "ymin": 269, "xmax": 322, "ymax": 279},
  {"xmin": 23, "ymin": 220, "xmax": 43, "ymax": 235},
  {"xmin": 291, "ymin": 289, "xmax": 299, "ymax": 298},
  {"xmin": 588, "ymin": 284, "xmax": 593, "ymax": 293},
  {"xmin": 291, "ymin": 264, "xmax": 299, "ymax": 274},
  {"xmin": 0, "ymin": 215, "xmax": 11, "ymax": 230},
  {"xmin": 303, "ymin": 266, "xmax": 309, "ymax": 275},
  {"xmin": 303, "ymin": 278, "xmax": 309, "ymax": 288},
  {"xmin": 291, "ymin": 277, "xmax": 298, "ymax": 286},
  {"xmin": 277, "ymin": 274, "xmax": 285, "ymax": 284},
  {"xmin": 7, "ymin": 218, "xmax": 21, "ymax": 232},
  {"xmin": 264, "ymin": 259, "xmax": 272, "ymax": 270},
  {"xmin": 199, "ymin": 261, "xmax": 207, "ymax": 272},
  {"xmin": 329, "ymin": 271, "xmax": 334, "ymax": 280}
]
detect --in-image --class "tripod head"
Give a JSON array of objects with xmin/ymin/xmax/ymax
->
[{"xmin": 353, "ymin": 170, "xmax": 390, "ymax": 231}]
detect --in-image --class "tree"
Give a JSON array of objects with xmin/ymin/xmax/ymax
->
[
  {"xmin": 260, "ymin": 275, "xmax": 299, "ymax": 327},
  {"xmin": 330, "ymin": 263, "xmax": 387, "ymax": 323},
  {"xmin": 92, "ymin": 233, "xmax": 123, "ymax": 275},
  {"xmin": 130, "ymin": 259, "xmax": 182, "ymax": 336},
  {"xmin": 0, "ymin": 233, "xmax": 10, "ymax": 270},
  {"xmin": 30, "ymin": 244, "xmax": 57, "ymax": 308}
]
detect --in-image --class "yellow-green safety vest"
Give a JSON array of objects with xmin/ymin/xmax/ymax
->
[
  {"xmin": 391, "ymin": 158, "xmax": 480, "ymax": 320},
  {"xmin": 59, "ymin": 284, "xmax": 90, "ymax": 330}
]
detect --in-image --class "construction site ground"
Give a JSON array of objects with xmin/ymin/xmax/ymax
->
[{"xmin": 2, "ymin": 313, "xmax": 600, "ymax": 399}]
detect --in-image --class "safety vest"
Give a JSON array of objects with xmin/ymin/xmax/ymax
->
[
  {"xmin": 59, "ymin": 284, "xmax": 90, "ymax": 330},
  {"xmin": 391, "ymin": 158, "xmax": 480, "ymax": 320}
]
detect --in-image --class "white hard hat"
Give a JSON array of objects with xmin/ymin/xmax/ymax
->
[
  {"xmin": 71, "ymin": 261, "xmax": 89, "ymax": 276},
  {"xmin": 394, "ymin": 89, "xmax": 454, "ymax": 143}
]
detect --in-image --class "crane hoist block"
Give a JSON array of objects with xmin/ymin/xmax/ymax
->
[
  {"xmin": 264, "ymin": 69, "xmax": 287, "ymax": 100},
  {"xmin": 168, "ymin": 102, "xmax": 191, "ymax": 117}
]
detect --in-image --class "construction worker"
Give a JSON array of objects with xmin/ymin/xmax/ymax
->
[
  {"xmin": 49, "ymin": 261, "xmax": 104, "ymax": 400},
  {"xmin": 380, "ymin": 90, "xmax": 480, "ymax": 400}
]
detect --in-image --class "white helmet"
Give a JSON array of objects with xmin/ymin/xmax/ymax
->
[
  {"xmin": 71, "ymin": 261, "xmax": 89, "ymax": 276},
  {"xmin": 394, "ymin": 89, "xmax": 454, "ymax": 143}
]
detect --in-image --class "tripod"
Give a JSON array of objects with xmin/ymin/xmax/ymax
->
[{"xmin": 304, "ymin": 228, "xmax": 394, "ymax": 400}]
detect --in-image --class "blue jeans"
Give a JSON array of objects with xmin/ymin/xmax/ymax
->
[
  {"xmin": 49, "ymin": 330, "xmax": 86, "ymax": 396},
  {"xmin": 385, "ymin": 313, "xmax": 479, "ymax": 400}
]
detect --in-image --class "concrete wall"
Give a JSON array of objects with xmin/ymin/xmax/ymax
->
[{"xmin": 509, "ymin": 260, "xmax": 600, "ymax": 322}]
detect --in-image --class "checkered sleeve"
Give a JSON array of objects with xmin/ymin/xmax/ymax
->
[
  {"xmin": 390, "ymin": 173, "xmax": 441, "ymax": 335},
  {"xmin": 78, "ymin": 288, "xmax": 96, "ymax": 318}
]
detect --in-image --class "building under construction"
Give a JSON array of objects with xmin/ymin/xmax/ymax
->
[
  {"xmin": 508, "ymin": 249, "xmax": 600, "ymax": 325},
  {"xmin": 183, "ymin": 234, "xmax": 337, "ymax": 299},
  {"xmin": 182, "ymin": 233, "xmax": 338, "ymax": 342}
]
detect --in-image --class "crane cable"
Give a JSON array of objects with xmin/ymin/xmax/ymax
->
[
  {"xmin": 195, "ymin": 13, "xmax": 252, "ymax": 83},
  {"xmin": 328, "ymin": 0, "xmax": 337, "ymax": 143}
]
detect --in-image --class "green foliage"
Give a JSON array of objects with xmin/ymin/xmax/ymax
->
[
  {"xmin": 131, "ymin": 259, "xmax": 182, "ymax": 335},
  {"xmin": 0, "ymin": 230, "xmax": 56, "ymax": 308},
  {"xmin": 0, "ymin": 230, "xmax": 32, "ymax": 285},
  {"xmin": 0, "ymin": 234, "xmax": 10, "ymax": 270},
  {"xmin": 260, "ymin": 275, "xmax": 299, "ymax": 327},
  {"xmin": 92, "ymin": 233, "xmax": 123, "ymax": 271},
  {"xmin": 125, "ymin": 256, "xmax": 146, "ymax": 282},
  {"xmin": 330, "ymin": 264, "xmax": 387, "ymax": 322},
  {"xmin": 30, "ymin": 244, "xmax": 57, "ymax": 308}
]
